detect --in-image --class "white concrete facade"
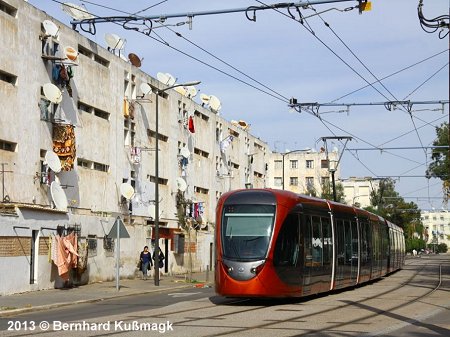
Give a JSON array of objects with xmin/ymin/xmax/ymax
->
[
  {"xmin": 0, "ymin": 0, "xmax": 269, "ymax": 294},
  {"xmin": 421, "ymin": 210, "xmax": 450, "ymax": 252},
  {"xmin": 266, "ymin": 149, "xmax": 340, "ymax": 196},
  {"xmin": 341, "ymin": 177, "xmax": 380, "ymax": 208}
]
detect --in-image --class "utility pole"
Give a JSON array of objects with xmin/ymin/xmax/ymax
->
[{"xmin": 319, "ymin": 137, "xmax": 352, "ymax": 202}]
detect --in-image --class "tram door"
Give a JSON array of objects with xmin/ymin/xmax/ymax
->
[{"xmin": 335, "ymin": 218, "xmax": 358, "ymax": 288}]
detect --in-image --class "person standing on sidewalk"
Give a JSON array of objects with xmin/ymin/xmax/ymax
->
[{"xmin": 140, "ymin": 246, "xmax": 152, "ymax": 280}]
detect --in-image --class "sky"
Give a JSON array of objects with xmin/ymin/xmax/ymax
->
[{"xmin": 29, "ymin": 0, "xmax": 449, "ymax": 210}]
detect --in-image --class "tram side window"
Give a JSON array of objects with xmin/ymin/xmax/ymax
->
[
  {"xmin": 312, "ymin": 216, "xmax": 323, "ymax": 266},
  {"xmin": 304, "ymin": 215, "xmax": 313, "ymax": 267},
  {"xmin": 273, "ymin": 213, "xmax": 300, "ymax": 267},
  {"xmin": 322, "ymin": 217, "xmax": 332, "ymax": 266}
]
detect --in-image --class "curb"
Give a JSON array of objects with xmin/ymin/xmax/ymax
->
[{"xmin": 0, "ymin": 283, "xmax": 196, "ymax": 317}]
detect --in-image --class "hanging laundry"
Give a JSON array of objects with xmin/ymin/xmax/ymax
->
[
  {"xmin": 54, "ymin": 232, "xmax": 79, "ymax": 281},
  {"xmin": 53, "ymin": 123, "xmax": 76, "ymax": 171},
  {"xmin": 129, "ymin": 101, "xmax": 135, "ymax": 119},
  {"xmin": 220, "ymin": 135, "xmax": 233, "ymax": 153},
  {"xmin": 123, "ymin": 98, "xmax": 129, "ymax": 117},
  {"xmin": 188, "ymin": 116, "xmax": 195, "ymax": 133},
  {"xmin": 77, "ymin": 242, "xmax": 88, "ymax": 275}
]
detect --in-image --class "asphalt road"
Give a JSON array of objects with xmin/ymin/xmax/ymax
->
[{"xmin": 0, "ymin": 255, "xmax": 449, "ymax": 336}]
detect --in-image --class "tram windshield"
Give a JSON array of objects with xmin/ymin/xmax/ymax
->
[{"xmin": 221, "ymin": 204, "xmax": 275, "ymax": 261}]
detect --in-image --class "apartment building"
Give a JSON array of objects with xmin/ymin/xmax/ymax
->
[
  {"xmin": 267, "ymin": 149, "xmax": 340, "ymax": 196},
  {"xmin": 0, "ymin": 0, "xmax": 269, "ymax": 294},
  {"xmin": 341, "ymin": 177, "xmax": 380, "ymax": 208},
  {"xmin": 421, "ymin": 210, "xmax": 450, "ymax": 252}
]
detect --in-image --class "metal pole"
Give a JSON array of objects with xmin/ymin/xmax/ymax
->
[
  {"xmin": 116, "ymin": 218, "xmax": 120, "ymax": 291},
  {"xmin": 154, "ymin": 92, "xmax": 160, "ymax": 286},
  {"xmin": 282, "ymin": 154, "xmax": 285, "ymax": 190},
  {"xmin": 331, "ymin": 170, "xmax": 337, "ymax": 202}
]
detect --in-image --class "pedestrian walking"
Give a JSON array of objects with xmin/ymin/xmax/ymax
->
[
  {"xmin": 139, "ymin": 246, "xmax": 152, "ymax": 280},
  {"xmin": 153, "ymin": 247, "xmax": 165, "ymax": 269}
]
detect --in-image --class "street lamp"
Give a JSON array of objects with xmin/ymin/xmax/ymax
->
[{"xmin": 154, "ymin": 81, "xmax": 200, "ymax": 286}]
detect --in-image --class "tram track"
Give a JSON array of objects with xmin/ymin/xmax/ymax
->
[{"xmin": 159, "ymin": 256, "xmax": 447, "ymax": 336}]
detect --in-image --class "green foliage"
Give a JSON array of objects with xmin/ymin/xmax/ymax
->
[
  {"xmin": 321, "ymin": 181, "xmax": 346, "ymax": 203},
  {"xmin": 406, "ymin": 237, "xmax": 426, "ymax": 253},
  {"xmin": 426, "ymin": 122, "xmax": 449, "ymax": 201},
  {"xmin": 437, "ymin": 243, "xmax": 448, "ymax": 253},
  {"xmin": 364, "ymin": 178, "xmax": 424, "ymax": 249}
]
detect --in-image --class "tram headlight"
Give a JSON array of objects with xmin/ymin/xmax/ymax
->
[{"xmin": 250, "ymin": 262, "xmax": 265, "ymax": 275}]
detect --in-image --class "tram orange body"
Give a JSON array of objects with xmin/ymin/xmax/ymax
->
[{"xmin": 215, "ymin": 189, "xmax": 405, "ymax": 298}]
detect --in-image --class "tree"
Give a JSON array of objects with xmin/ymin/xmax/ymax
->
[
  {"xmin": 320, "ymin": 181, "xmax": 346, "ymax": 203},
  {"xmin": 426, "ymin": 122, "xmax": 449, "ymax": 203},
  {"xmin": 365, "ymin": 178, "xmax": 426, "ymax": 251}
]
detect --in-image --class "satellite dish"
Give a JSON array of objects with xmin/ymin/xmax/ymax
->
[
  {"xmin": 61, "ymin": 2, "xmax": 94, "ymax": 20},
  {"xmin": 156, "ymin": 72, "xmax": 170, "ymax": 85},
  {"xmin": 176, "ymin": 177, "xmax": 187, "ymax": 192},
  {"xmin": 209, "ymin": 95, "xmax": 222, "ymax": 112},
  {"xmin": 50, "ymin": 181, "xmax": 68, "ymax": 211},
  {"xmin": 128, "ymin": 53, "xmax": 141, "ymax": 67},
  {"xmin": 104, "ymin": 33, "xmax": 126, "ymax": 50},
  {"xmin": 180, "ymin": 147, "xmax": 190, "ymax": 158},
  {"xmin": 157, "ymin": 72, "xmax": 177, "ymax": 86},
  {"xmin": 174, "ymin": 85, "xmax": 187, "ymax": 96},
  {"xmin": 166, "ymin": 73, "xmax": 176, "ymax": 86},
  {"xmin": 43, "ymin": 83, "xmax": 62, "ymax": 104},
  {"xmin": 45, "ymin": 151, "xmax": 62, "ymax": 173},
  {"xmin": 185, "ymin": 86, "xmax": 197, "ymax": 98},
  {"xmin": 140, "ymin": 83, "xmax": 152, "ymax": 96},
  {"xmin": 120, "ymin": 183, "xmax": 135, "ymax": 200},
  {"xmin": 42, "ymin": 20, "xmax": 59, "ymax": 37},
  {"xmin": 200, "ymin": 93, "xmax": 210, "ymax": 105},
  {"xmin": 64, "ymin": 46, "xmax": 78, "ymax": 61},
  {"xmin": 238, "ymin": 120, "xmax": 250, "ymax": 130}
]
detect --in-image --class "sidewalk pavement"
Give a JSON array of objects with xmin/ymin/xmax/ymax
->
[{"xmin": 0, "ymin": 271, "xmax": 213, "ymax": 317}]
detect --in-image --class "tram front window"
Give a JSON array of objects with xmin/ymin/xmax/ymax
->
[{"xmin": 222, "ymin": 205, "xmax": 275, "ymax": 261}]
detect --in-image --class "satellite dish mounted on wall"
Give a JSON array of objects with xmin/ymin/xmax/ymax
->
[
  {"xmin": 42, "ymin": 20, "xmax": 59, "ymax": 37},
  {"xmin": 120, "ymin": 183, "xmax": 135, "ymax": 200},
  {"xmin": 174, "ymin": 85, "xmax": 187, "ymax": 96},
  {"xmin": 64, "ymin": 46, "xmax": 78, "ymax": 62},
  {"xmin": 105, "ymin": 33, "xmax": 126, "ymax": 51},
  {"xmin": 176, "ymin": 177, "xmax": 187, "ymax": 192},
  {"xmin": 61, "ymin": 2, "xmax": 94, "ymax": 20},
  {"xmin": 140, "ymin": 83, "xmax": 152, "ymax": 96},
  {"xmin": 128, "ymin": 53, "xmax": 142, "ymax": 67},
  {"xmin": 51, "ymin": 181, "xmax": 68, "ymax": 211},
  {"xmin": 200, "ymin": 93, "xmax": 210, "ymax": 106},
  {"xmin": 209, "ymin": 95, "xmax": 222, "ymax": 112},
  {"xmin": 185, "ymin": 86, "xmax": 197, "ymax": 98},
  {"xmin": 43, "ymin": 83, "xmax": 62, "ymax": 104},
  {"xmin": 180, "ymin": 147, "xmax": 190, "ymax": 158},
  {"xmin": 156, "ymin": 72, "xmax": 176, "ymax": 86},
  {"xmin": 45, "ymin": 151, "xmax": 62, "ymax": 173}
]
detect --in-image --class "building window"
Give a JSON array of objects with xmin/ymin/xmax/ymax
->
[
  {"xmin": 93, "ymin": 162, "xmax": 109, "ymax": 172},
  {"xmin": 290, "ymin": 177, "xmax": 298, "ymax": 186},
  {"xmin": 0, "ymin": 139, "xmax": 16, "ymax": 152},
  {"xmin": 0, "ymin": 69, "xmax": 17, "ymax": 85},
  {"xmin": 274, "ymin": 160, "xmax": 282, "ymax": 169},
  {"xmin": 306, "ymin": 160, "xmax": 314, "ymax": 169},
  {"xmin": 87, "ymin": 235, "xmax": 97, "ymax": 257},
  {"xmin": 321, "ymin": 160, "xmax": 329, "ymax": 169},
  {"xmin": 290, "ymin": 160, "xmax": 298, "ymax": 169},
  {"xmin": 306, "ymin": 177, "xmax": 314, "ymax": 188},
  {"xmin": 0, "ymin": 1, "xmax": 17, "ymax": 16},
  {"xmin": 274, "ymin": 177, "xmax": 282, "ymax": 186},
  {"xmin": 321, "ymin": 176, "xmax": 330, "ymax": 186}
]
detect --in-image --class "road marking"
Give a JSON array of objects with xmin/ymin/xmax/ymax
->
[{"xmin": 168, "ymin": 292, "xmax": 201, "ymax": 298}]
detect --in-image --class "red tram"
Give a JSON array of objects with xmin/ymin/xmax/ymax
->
[{"xmin": 215, "ymin": 189, "xmax": 405, "ymax": 298}]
